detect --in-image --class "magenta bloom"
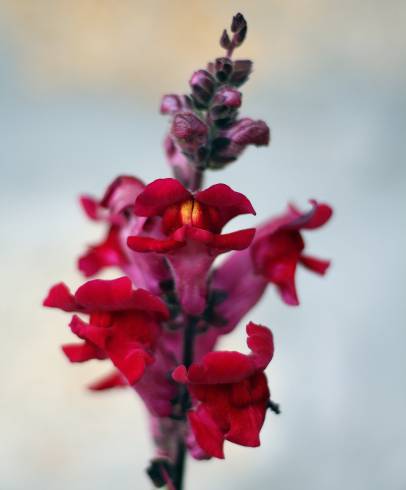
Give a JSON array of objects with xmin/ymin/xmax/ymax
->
[
  {"xmin": 127, "ymin": 178, "xmax": 256, "ymax": 315},
  {"xmin": 43, "ymin": 277, "xmax": 179, "ymax": 416},
  {"xmin": 173, "ymin": 323, "xmax": 274, "ymax": 459}
]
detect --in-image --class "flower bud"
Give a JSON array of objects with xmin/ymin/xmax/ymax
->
[
  {"xmin": 231, "ymin": 13, "xmax": 247, "ymax": 47},
  {"xmin": 213, "ymin": 57, "xmax": 233, "ymax": 82},
  {"xmin": 226, "ymin": 118, "xmax": 270, "ymax": 146},
  {"xmin": 172, "ymin": 112, "xmax": 209, "ymax": 153},
  {"xmin": 229, "ymin": 59, "xmax": 253, "ymax": 87},
  {"xmin": 210, "ymin": 86, "xmax": 242, "ymax": 125},
  {"xmin": 189, "ymin": 70, "xmax": 216, "ymax": 107},
  {"xmin": 220, "ymin": 29, "xmax": 231, "ymax": 50},
  {"xmin": 160, "ymin": 94, "xmax": 191, "ymax": 115},
  {"xmin": 210, "ymin": 118, "xmax": 270, "ymax": 166}
]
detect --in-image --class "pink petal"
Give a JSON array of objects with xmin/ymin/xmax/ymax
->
[
  {"xmin": 80, "ymin": 195, "xmax": 101, "ymax": 221},
  {"xmin": 100, "ymin": 175, "xmax": 145, "ymax": 214}
]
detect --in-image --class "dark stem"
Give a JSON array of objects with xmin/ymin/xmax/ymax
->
[{"xmin": 173, "ymin": 317, "xmax": 197, "ymax": 490}]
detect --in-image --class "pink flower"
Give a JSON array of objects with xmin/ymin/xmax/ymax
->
[
  {"xmin": 251, "ymin": 200, "xmax": 333, "ymax": 305},
  {"xmin": 127, "ymin": 178, "xmax": 256, "ymax": 315},
  {"xmin": 78, "ymin": 175, "xmax": 170, "ymax": 295},
  {"xmin": 173, "ymin": 323, "xmax": 274, "ymax": 459}
]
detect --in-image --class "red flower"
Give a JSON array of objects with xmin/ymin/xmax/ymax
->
[
  {"xmin": 173, "ymin": 322, "xmax": 274, "ymax": 459},
  {"xmin": 78, "ymin": 175, "xmax": 145, "ymax": 276},
  {"xmin": 43, "ymin": 277, "xmax": 178, "ymax": 415},
  {"xmin": 251, "ymin": 200, "xmax": 333, "ymax": 305},
  {"xmin": 78, "ymin": 175, "xmax": 171, "ymax": 294},
  {"xmin": 127, "ymin": 178, "xmax": 256, "ymax": 314}
]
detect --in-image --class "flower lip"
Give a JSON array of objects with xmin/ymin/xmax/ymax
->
[{"xmin": 134, "ymin": 178, "xmax": 256, "ymax": 237}]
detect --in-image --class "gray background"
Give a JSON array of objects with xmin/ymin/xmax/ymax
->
[{"xmin": 1, "ymin": 1, "xmax": 405, "ymax": 489}]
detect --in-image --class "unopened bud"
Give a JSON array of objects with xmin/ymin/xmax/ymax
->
[
  {"xmin": 189, "ymin": 70, "xmax": 216, "ymax": 107},
  {"xmin": 210, "ymin": 118, "xmax": 270, "ymax": 166},
  {"xmin": 210, "ymin": 86, "xmax": 242, "ymax": 125},
  {"xmin": 160, "ymin": 94, "xmax": 191, "ymax": 115},
  {"xmin": 229, "ymin": 59, "xmax": 253, "ymax": 87},
  {"xmin": 220, "ymin": 29, "xmax": 231, "ymax": 50},
  {"xmin": 226, "ymin": 118, "xmax": 270, "ymax": 146},
  {"xmin": 214, "ymin": 57, "xmax": 233, "ymax": 82},
  {"xmin": 231, "ymin": 13, "xmax": 247, "ymax": 47},
  {"xmin": 172, "ymin": 112, "xmax": 209, "ymax": 153}
]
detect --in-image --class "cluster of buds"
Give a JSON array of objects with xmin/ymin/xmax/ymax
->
[
  {"xmin": 161, "ymin": 13, "xmax": 269, "ymax": 183},
  {"xmin": 44, "ymin": 13, "xmax": 333, "ymax": 490}
]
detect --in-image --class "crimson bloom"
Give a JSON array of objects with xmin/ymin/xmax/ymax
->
[
  {"xmin": 78, "ymin": 175, "xmax": 145, "ymax": 277},
  {"xmin": 78, "ymin": 175, "xmax": 170, "ymax": 295},
  {"xmin": 127, "ymin": 178, "xmax": 256, "ymax": 315},
  {"xmin": 43, "ymin": 277, "xmax": 178, "ymax": 416},
  {"xmin": 251, "ymin": 200, "xmax": 333, "ymax": 305},
  {"xmin": 173, "ymin": 322, "xmax": 274, "ymax": 459}
]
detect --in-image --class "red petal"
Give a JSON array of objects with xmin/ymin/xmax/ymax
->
[
  {"xmin": 88, "ymin": 371, "xmax": 128, "ymax": 391},
  {"xmin": 129, "ymin": 289, "xmax": 169, "ymax": 319},
  {"xmin": 288, "ymin": 201, "xmax": 333, "ymax": 230},
  {"xmin": 74, "ymin": 277, "xmax": 133, "ymax": 311},
  {"xmin": 226, "ymin": 403, "xmax": 265, "ymax": 447},
  {"xmin": 78, "ymin": 226, "xmax": 126, "ymax": 277},
  {"xmin": 62, "ymin": 342, "xmax": 105, "ymax": 362},
  {"xmin": 211, "ymin": 228, "xmax": 256, "ymax": 251},
  {"xmin": 300, "ymin": 255, "xmax": 331, "ymax": 275},
  {"xmin": 195, "ymin": 184, "xmax": 255, "ymax": 227},
  {"xmin": 109, "ymin": 348, "xmax": 150, "ymax": 385},
  {"xmin": 303, "ymin": 201, "xmax": 333, "ymax": 229},
  {"xmin": 43, "ymin": 283, "xmax": 78, "ymax": 312},
  {"xmin": 80, "ymin": 195, "xmax": 101, "ymax": 221},
  {"xmin": 134, "ymin": 178, "xmax": 191, "ymax": 217},
  {"xmin": 69, "ymin": 315, "xmax": 110, "ymax": 350},
  {"xmin": 127, "ymin": 235, "xmax": 185, "ymax": 253},
  {"xmin": 189, "ymin": 408, "xmax": 225, "ymax": 459},
  {"xmin": 246, "ymin": 322, "xmax": 274, "ymax": 369}
]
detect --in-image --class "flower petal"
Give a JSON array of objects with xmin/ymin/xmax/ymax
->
[
  {"xmin": 195, "ymin": 183, "xmax": 255, "ymax": 227},
  {"xmin": 127, "ymin": 235, "xmax": 185, "ymax": 253},
  {"xmin": 189, "ymin": 407, "xmax": 225, "ymax": 459},
  {"xmin": 300, "ymin": 254, "xmax": 331, "ymax": 275},
  {"xmin": 88, "ymin": 371, "xmax": 128, "ymax": 391},
  {"xmin": 134, "ymin": 178, "xmax": 191, "ymax": 217},
  {"xmin": 62, "ymin": 342, "xmax": 106, "ymax": 362},
  {"xmin": 43, "ymin": 283, "xmax": 78, "ymax": 312}
]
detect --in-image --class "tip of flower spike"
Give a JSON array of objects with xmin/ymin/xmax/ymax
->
[{"xmin": 220, "ymin": 12, "xmax": 248, "ymax": 57}]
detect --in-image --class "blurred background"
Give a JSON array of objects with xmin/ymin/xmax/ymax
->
[{"xmin": 1, "ymin": 1, "xmax": 405, "ymax": 489}]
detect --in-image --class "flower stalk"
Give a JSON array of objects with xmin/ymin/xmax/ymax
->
[{"xmin": 43, "ymin": 12, "xmax": 333, "ymax": 490}]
